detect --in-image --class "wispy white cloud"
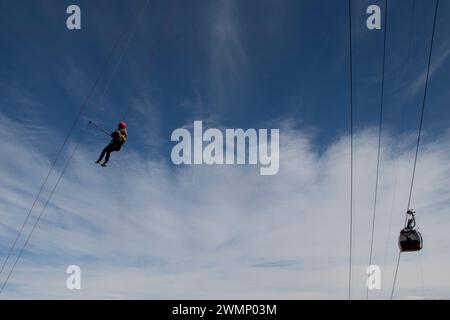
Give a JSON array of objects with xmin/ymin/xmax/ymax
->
[
  {"xmin": 0, "ymin": 115, "xmax": 450, "ymax": 299},
  {"xmin": 208, "ymin": 0, "xmax": 247, "ymax": 102},
  {"xmin": 404, "ymin": 31, "xmax": 450, "ymax": 99}
]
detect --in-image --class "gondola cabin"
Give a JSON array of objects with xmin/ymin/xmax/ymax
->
[{"xmin": 399, "ymin": 228, "xmax": 423, "ymax": 252}]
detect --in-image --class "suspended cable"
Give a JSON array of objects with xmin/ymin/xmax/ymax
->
[
  {"xmin": 98, "ymin": 0, "xmax": 152, "ymax": 107},
  {"xmin": 0, "ymin": 0, "xmax": 175, "ymax": 293},
  {"xmin": 391, "ymin": 0, "xmax": 439, "ymax": 300},
  {"xmin": 0, "ymin": 143, "xmax": 79, "ymax": 294},
  {"xmin": 366, "ymin": 0, "xmax": 388, "ymax": 300},
  {"xmin": 347, "ymin": 0, "xmax": 354, "ymax": 300},
  {"xmin": 0, "ymin": 2, "xmax": 137, "ymax": 276},
  {"xmin": 381, "ymin": 0, "xmax": 416, "ymax": 298},
  {"xmin": 120, "ymin": 0, "xmax": 176, "ymax": 121},
  {"xmin": 418, "ymin": 248, "xmax": 426, "ymax": 297},
  {"xmin": 93, "ymin": 0, "xmax": 176, "ymax": 170},
  {"xmin": 0, "ymin": 0, "xmax": 152, "ymax": 293}
]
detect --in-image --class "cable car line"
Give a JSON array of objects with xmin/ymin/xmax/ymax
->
[
  {"xmin": 0, "ymin": 0, "xmax": 152, "ymax": 293},
  {"xmin": 1, "ymin": 0, "xmax": 176, "ymax": 293},
  {"xmin": 0, "ymin": 0, "xmax": 440, "ymax": 299},
  {"xmin": 347, "ymin": 0, "xmax": 354, "ymax": 300},
  {"xmin": 91, "ymin": 0, "xmax": 176, "ymax": 172},
  {"xmin": 0, "ymin": 4, "xmax": 137, "ymax": 277},
  {"xmin": 91, "ymin": 0, "xmax": 175, "ymax": 128},
  {"xmin": 380, "ymin": 0, "xmax": 415, "ymax": 298},
  {"xmin": 0, "ymin": 143, "xmax": 79, "ymax": 294},
  {"xmin": 418, "ymin": 250, "xmax": 426, "ymax": 297},
  {"xmin": 120, "ymin": 0, "xmax": 176, "ymax": 121},
  {"xmin": 390, "ymin": 0, "xmax": 439, "ymax": 299},
  {"xmin": 366, "ymin": 0, "xmax": 388, "ymax": 300},
  {"xmin": 98, "ymin": 0, "xmax": 151, "ymax": 109}
]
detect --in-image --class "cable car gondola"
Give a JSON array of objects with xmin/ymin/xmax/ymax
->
[{"xmin": 398, "ymin": 209, "xmax": 423, "ymax": 252}]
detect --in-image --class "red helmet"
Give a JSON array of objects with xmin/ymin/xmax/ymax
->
[{"xmin": 118, "ymin": 121, "xmax": 126, "ymax": 129}]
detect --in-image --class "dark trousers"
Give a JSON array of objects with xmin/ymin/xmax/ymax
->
[{"xmin": 97, "ymin": 143, "xmax": 120, "ymax": 164}]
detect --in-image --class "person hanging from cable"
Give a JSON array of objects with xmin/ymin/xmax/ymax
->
[{"xmin": 95, "ymin": 121, "xmax": 128, "ymax": 167}]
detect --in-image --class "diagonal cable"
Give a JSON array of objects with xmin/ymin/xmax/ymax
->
[
  {"xmin": 391, "ymin": 0, "xmax": 439, "ymax": 300},
  {"xmin": 366, "ymin": 0, "xmax": 388, "ymax": 300}
]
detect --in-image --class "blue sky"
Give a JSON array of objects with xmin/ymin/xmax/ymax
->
[
  {"xmin": 1, "ymin": 0, "xmax": 449, "ymax": 156},
  {"xmin": 0, "ymin": 0, "xmax": 450, "ymax": 299}
]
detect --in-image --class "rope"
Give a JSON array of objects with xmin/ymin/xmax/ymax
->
[
  {"xmin": 0, "ymin": 0, "xmax": 152, "ymax": 293},
  {"xmin": 0, "ymin": 12, "xmax": 131, "ymax": 277},
  {"xmin": 102, "ymin": 0, "xmax": 176, "ymax": 170},
  {"xmin": 366, "ymin": 0, "xmax": 388, "ymax": 300},
  {"xmin": 348, "ymin": 0, "xmax": 354, "ymax": 300},
  {"xmin": 391, "ymin": 0, "xmax": 439, "ymax": 300},
  {"xmin": 89, "ymin": 120, "xmax": 111, "ymax": 137}
]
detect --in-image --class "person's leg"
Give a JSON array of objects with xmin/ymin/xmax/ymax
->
[
  {"xmin": 102, "ymin": 144, "xmax": 116, "ymax": 165},
  {"xmin": 96, "ymin": 145, "xmax": 109, "ymax": 163},
  {"xmin": 103, "ymin": 151, "xmax": 111, "ymax": 165}
]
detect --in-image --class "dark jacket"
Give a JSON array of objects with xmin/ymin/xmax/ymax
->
[{"xmin": 110, "ymin": 128, "xmax": 127, "ymax": 150}]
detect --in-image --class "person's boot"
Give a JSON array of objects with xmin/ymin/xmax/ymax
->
[
  {"xmin": 101, "ymin": 162, "xmax": 108, "ymax": 167},
  {"xmin": 95, "ymin": 160, "xmax": 101, "ymax": 164}
]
